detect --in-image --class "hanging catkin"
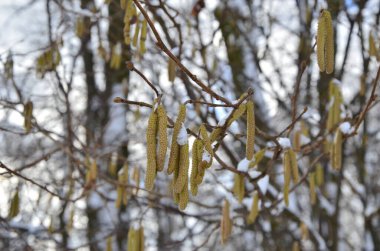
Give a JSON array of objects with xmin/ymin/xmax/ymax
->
[
  {"xmin": 233, "ymin": 173, "xmax": 245, "ymax": 203},
  {"xmin": 246, "ymin": 100, "xmax": 255, "ymax": 160},
  {"xmin": 220, "ymin": 199, "xmax": 232, "ymax": 244},
  {"xmin": 247, "ymin": 191, "xmax": 259, "ymax": 224},
  {"xmin": 190, "ymin": 139, "xmax": 200, "ymax": 196},
  {"xmin": 167, "ymin": 104, "xmax": 186, "ymax": 174},
  {"xmin": 289, "ymin": 149, "xmax": 299, "ymax": 183},
  {"xmin": 317, "ymin": 9, "xmax": 334, "ymax": 74},
  {"xmin": 156, "ymin": 105, "xmax": 168, "ymax": 172},
  {"xmin": 331, "ymin": 129, "xmax": 342, "ymax": 170},
  {"xmin": 283, "ymin": 150, "xmax": 291, "ymax": 206},
  {"xmin": 174, "ymin": 143, "xmax": 189, "ymax": 193},
  {"xmin": 145, "ymin": 110, "xmax": 158, "ymax": 191},
  {"xmin": 24, "ymin": 101, "xmax": 33, "ymax": 133}
]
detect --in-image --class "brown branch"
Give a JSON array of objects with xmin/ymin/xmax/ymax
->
[
  {"xmin": 132, "ymin": 0, "xmax": 231, "ymax": 105},
  {"xmin": 113, "ymin": 97, "xmax": 153, "ymax": 108},
  {"xmin": 126, "ymin": 61, "xmax": 160, "ymax": 97},
  {"xmin": 0, "ymin": 161, "xmax": 78, "ymax": 202}
]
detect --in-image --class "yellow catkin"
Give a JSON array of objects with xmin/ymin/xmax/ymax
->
[
  {"xmin": 132, "ymin": 18, "xmax": 141, "ymax": 48},
  {"xmin": 247, "ymin": 191, "xmax": 259, "ymax": 224},
  {"xmin": 194, "ymin": 139, "xmax": 205, "ymax": 185},
  {"xmin": 324, "ymin": 10, "xmax": 334, "ymax": 74},
  {"xmin": 327, "ymin": 81, "xmax": 342, "ymax": 131},
  {"xmin": 283, "ymin": 150, "xmax": 291, "ymax": 206},
  {"xmin": 140, "ymin": 19, "xmax": 147, "ymax": 54},
  {"xmin": 145, "ymin": 111, "xmax": 158, "ymax": 191},
  {"xmin": 132, "ymin": 167, "xmax": 140, "ymax": 195},
  {"xmin": 317, "ymin": 10, "xmax": 326, "ymax": 72},
  {"xmin": 233, "ymin": 173, "xmax": 245, "ymax": 203},
  {"xmin": 156, "ymin": 105, "xmax": 168, "ymax": 172},
  {"xmin": 120, "ymin": 0, "xmax": 126, "ymax": 9},
  {"xmin": 369, "ymin": 32, "xmax": 378, "ymax": 57},
  {"xmin": 292, "ymin": 241, "xmax": 300, "ymax": 251},
  {"xmin": 174, "ymin": 143, "xmax": 189, "ymax": 193},
  {"xmin": 75, "ymin": 17, "xmax": 85, "ymax": 38},
  {"xmin": 249, "ymin": 148, "xmax": 266, "ymax": 168},
  {"xmin": 168, "ymin": 58, "xmax": 176, "ymax": 82},
  {"xmin": 229, "ymin": 103, "xmax": 247, "ymax": 126},
  {"xmin": 289, "ymin": 149, "xmax": 299, "ymax": 183},
  {"xmin": 167, "ymin": 104, "xmax": 186, "ymax": 174},
  {"xmin": 190, "ymin": 139, "xmax": 200, "ymax": 196},
  {"xmin": 109, "ymin": 152, "xmax": 118, "ymax": 177},
  {"xmin": 110, "ymin": 43, "xmax": 122, "ymax": 69},
  {"xmin": 293, "ymin": 130, "xmax": 301, "ymax": 152},
  {"xmin": 332, "ymin": 129, "xmax": 342, "ymax": 170},
  {"xmin": 127, "ymin": 227, "xmax": 135, "ymax": 251},
  {"xmin": 138, "ymin": 227, "xmax": 144, "ymax": 251},
  {"xmin": 316, "ymin": 163, "xmax": 324, "ymax": 186},
  {"xmin": 115, "ymin": 162, "xmax": 129, "ymax": 208},
  {"xmin": 246, "ymin": 100, "xmax": 255, "ymax": 160},
  {"xmin": 300, "ymin": 222, "xmax": 309, "ymax": 240},
  {"xmin": 317, "ymin": 10, "xmax": 334, "ymax": 74},
  {"xmin": 24, "ymin": 101, "xmax": 33, "ymax": 133},
  {"xmin": 220, "ymin": 199, "xmax": 232, "ymax": 244},
  {"xmin": 24, "ymin": 105, "xmax": 34, "ymax": 131},
  {"xmin": 210, "ymin": 127, "xmax": 223, "ymax": 143},
  {"xmin": 199, "ymin": 124, "xmax": 213, "ymax": 156},
  {"xmin": 309, "ymin": 172, "xmax": 316, "ymax": 205},
  {"xmin": 8, "ymin": 190, "xmax": 19, "ymax": 218},
  {"xmin": 123, "ymin": 1, "xmax": 133, "ymax": 46},
  {"xmin": 106, "ymin": 236, "xmax": 112, "ymax": 251},
  {"xmin": 178, "ymin": 177, "xmax": 189, "ymax": 210}
]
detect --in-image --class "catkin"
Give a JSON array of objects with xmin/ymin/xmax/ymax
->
[
  {"xmin": 8, "ymin": 190, "xmax": 19, "ymax": 219},
  {"xmin": 289, "ymin": 149, "xmax": 299, "ymax": 183},
  {"xmin": 132, "ymin": 18, "xmax": 141, "ymax": 47},
  {"xmin": 327, "ymin": 82, "xmax": 342, "ymax": 131},
  {"xmin": 246, "ymin": 100, "xmax": 255, "ymax": 160},
  {"xmin": 309, "ymin": 172, "xmax": 316, "ymax": 205},
  {"xmin": 247, "ymin": 191, "xmax": 259, "ymax": 224},
  {"xmin": 174, "ymin": 143, "xmax": 189, "ymax": 193},
  {"xmin": 317, "ymin": 10, "xmax": 334, "ymax": 74},
  {"xmin": 138, "ymin": 227, "xmax": 145, "ymax": 251},
  {"xmin": 229, "ymin": 103, "xmax": 247, "ymax": 126},
  {"xmin": 199, "ymin": 124, "xmax": 213, "ymax": 157},
  {"xmin": 233, "ymin": 173, "xmax": 245, "ymax": 203},
  {"xmin": 168, "ymin": 58, "xmax": 176, "ymax": 82},
  {"xmin": 145, "ymin": 111, "xmax": 158, "ymax": 191},
  {"xmin": 167, "ymin": 104, "xmax": 186, "ymax": 174},
  {"xmin": 123, "ymin": 1, "xmax": 134, "ymax": 46},
  {"xmin": 156, "ymin": 105, "xmax": 168, "ymax": 172},
  {"xmin": 178, "ymin": 177, "xmax": 189, "ymax": 210},
  {"xmin": 332, "ymin": 129, "xmax": 342, "ymax": 170},
  {"xmin": 140, "ymin": 19, "xmax": 147, "ymax": 54},
  {"xmin": 24, "ymin": 101, "xmax": 33, "ymax": 133},
  {"xmin": 190, "ymin": 139, "xmax": 200, "ymax": 196},
  {"xmin": 220, "ymin": 199, "xmax": 232, "ymax": 244},
  {"xmin": 283, "ymin": 150, "xmax": 291, "ymax": 206},
  {"xmin": 249, "ymin": 148, "xmax": 266, "ymax": 168},
  {"xmin": 316, "ymin": 163, "xmax": 324, "ymax": 186},
  {"xmin": 106, "ymin": 236, "xmax": 112, "ymax": 251},
  {"xmin": 115, "ymin": 162, "xmax": 129, "ymax": 208}
]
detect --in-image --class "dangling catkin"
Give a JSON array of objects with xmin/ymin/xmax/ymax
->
[
  {"xmin": 317, "ymin": 10, "xmax": 334, "ymax": 74},
  {"xmin": 246, "ymin": 100, "xmax": 255, "ymax": 160},
  {"xmin": 309, "ymin": 172, "xmax": 316, "ymax": 205},
  {"xmin": 140, "ymin": 19, "xmax": 147, "ymax": 54},
  {"xmin": 167, "ymin": 104, "xmax": 186, "ymax": 174},
  {"xmin": 332, "ymin": 129, "xmax": 342, "ymax": 170},
  {"xmin": 289, "ymin": 149, "xmax": 299, "ymax": 183},
  {"xmin": 156, "ymin": 105, "xmax": 168, "ymax": 172},
  {"xmin": 220, "ymin": 199, "xmax": 232, "ymax": 244},
  {"xmin": 145, "ymin": 111, "xmax": 158, "ymax": 191},
  {"xmin": 233, "ymin": 173, "xmax": 245, "ymax": 203},
  {"xmin": 174, "ymin": 142, "xmax": 189, "ymax": 193},
  {"xmin": 283, "ymin": 150, "xmax": 291, "ymax": 206},
  {"xmin": 316, "ymin": 163, "xmax": 324, "ymax": 186},
  {"xmin": 178, "ymin": 177, "xmax": 189, "ymax": 210},
  {"xmin": 247, "ymin": 191, "xmax": 259, "ymax": 224},
  {"xmin": 190, "ymin": 139, "xmax": 200, "ymax": 196},
  {"xmin": 24, "ymin": 101, "xmax": 33, "ymax": 133},
  {"xmin": 199, "ymin": 124, "xmax": 213, "ymax": 157}
]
